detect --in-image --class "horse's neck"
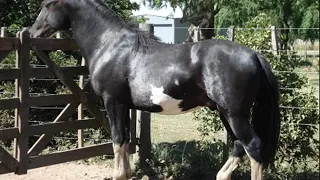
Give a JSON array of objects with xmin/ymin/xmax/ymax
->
[{"xmin": 69, "ymin": 1, "xmax": 127, "ymax": 68}]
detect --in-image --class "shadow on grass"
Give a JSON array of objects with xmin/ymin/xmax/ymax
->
[{"xmin": 134, "ymin": 140, "xmax": 319, "ymax": 180}]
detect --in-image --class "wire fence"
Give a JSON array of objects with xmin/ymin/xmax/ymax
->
[{"xmin": 0, "ymin": 27, "xmax": 319, "ymax": 132}]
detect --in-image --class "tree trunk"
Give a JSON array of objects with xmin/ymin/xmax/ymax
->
[
  {"xmin": 184, "ymin": 11, "xmax": 215, "ymax": 43},
  {"xmin": 185, "ymin": 24, "xmax": 199, "ymax": 42}
]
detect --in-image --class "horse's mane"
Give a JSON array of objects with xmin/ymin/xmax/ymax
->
[
  {"xmin": 88, "ymin": 0, "xmax": 160, "ymax": 53},
  {"xmin": 126, "ymin": 21, "xmax": 160, "ymax": 53}
]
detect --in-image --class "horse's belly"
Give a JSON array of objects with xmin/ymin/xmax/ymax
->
[
  {"xmin": 150, "ymin": 85, "xmax": 201, "ymax": 115},
  {"xmin": 132, "ymin": 84, "xmax": 202, "ymax": 115}
]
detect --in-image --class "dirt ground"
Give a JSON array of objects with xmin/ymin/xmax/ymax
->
[{"xmin": 0, "ymin": 162, "xmax": 115, "ymax": 180}]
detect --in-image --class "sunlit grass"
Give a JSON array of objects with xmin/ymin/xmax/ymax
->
[{"xmin": 151, "ymin": 113, "xmax": 201, "ymax": 143}]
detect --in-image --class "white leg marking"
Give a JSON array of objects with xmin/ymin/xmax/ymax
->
[
  {"xmin": 244, "ymin": 148, "xmax": 263, "ymax": 180},
  {"xmin": 113, "ymin": 144, "xmax": 131, "ymax": 180},
  {"xmin": 216, "ymin": 157, "xmax": 241, "ymax": 180},
  {"xmin": 124, "ymin": 143, "xmax": 132, "ymax": 178},
  {"xmin": 249, "ymin": 156, "xmax": 263, "ymax": 180}
]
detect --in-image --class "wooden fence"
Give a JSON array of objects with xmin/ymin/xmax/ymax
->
[
  {"xmin": 0, "ymin": 24, "xmax": 298, "ymax": 175},
  {"xmin": 0, "ymin": 26, "xmax": 151, "ymax": 175}
]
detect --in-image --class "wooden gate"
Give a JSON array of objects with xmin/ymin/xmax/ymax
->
[{"xmin": 0, "ymin": 29, "xmax": 140, "ymax": 175}]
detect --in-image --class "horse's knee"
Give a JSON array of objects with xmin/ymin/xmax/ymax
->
[{"xmin": 232, "ymin": 140, "xmax": 246, "ymax": 158}]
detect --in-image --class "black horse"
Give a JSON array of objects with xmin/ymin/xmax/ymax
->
[{"xmin": 29, "ymin": 0, "xmax": 280, "ymax": 179}]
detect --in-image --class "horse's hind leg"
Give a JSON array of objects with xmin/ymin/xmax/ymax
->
[
  {"xmin": 224, "ymin": 113, "xmax": 263, "ymax": 180},
  {"xmin": 216, "ymin": 115, "xmax": 245, "ymax": 180}
]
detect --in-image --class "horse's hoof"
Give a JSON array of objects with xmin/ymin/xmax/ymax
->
[
  {"xmin": 126, "ymin": 168, "xmax": 132, "ymax": 179},
  {"xmin": 216, "ymin": 173, "xmax": 231, "ymax": 180},
  {"xmin": 112, "ymin": 172, "xmax": 127, "ymax": 180}
]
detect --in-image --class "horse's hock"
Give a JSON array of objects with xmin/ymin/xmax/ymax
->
[{"xmin": 0, "ymin": 28, "xmax": 148, "ymax": 175}]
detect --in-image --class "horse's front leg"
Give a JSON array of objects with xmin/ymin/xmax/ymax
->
[{"xmin": 104, "ymin": 98, "xmax": 131, "ymax": 180}]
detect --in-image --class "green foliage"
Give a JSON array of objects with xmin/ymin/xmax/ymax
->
[
  {"xmin": 131, "ymin": 16, "xmax": 149, "ymax": 24},
  {"xmin": 216, "ymin": 0, "xmax": 271, "ymax": 28},
  {"xmin": 135, "ymin": 141, "xmax": 225, "ymax": 179},
  {"xmin": 0, "ymin": 0, "xmax": 139, "ymax": 35},
  {"xmin": 143, "ymin": 0, "xmax": 236, "ymax": 40},
  {"xmin": 217, "ymin": 0, "xmax": 319, "ymax": 41},
  {"xmin": 193, "ymin": 13, "xmax": 319, "ymax": 177},
  {"xmin": 0, "ymin": 0, "xmax": 41, "ymax": 28},
  {"xmin": 299, "ymin": 1, "xmax": 319, "ymax": 41},
  {"xmin": 145, "ymin": 0, "xmax": 319, "ymax": 42}
]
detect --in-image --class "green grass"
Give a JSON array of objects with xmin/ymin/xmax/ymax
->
[{"xmin": 151, "ymin": 113, "xmax": 200, "ymax": 143}]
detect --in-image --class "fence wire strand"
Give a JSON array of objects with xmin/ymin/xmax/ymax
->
[{"xmin": 0, "ymin": 26, "xmax": 319, "ymax": 135}]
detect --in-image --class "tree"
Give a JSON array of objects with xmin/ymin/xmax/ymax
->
[
  {"xmin": 143, "ymin": 0, "xmax": 236, "ymax": 42},
  {"xmin": 144, "ymin": 0, "xmax": 319, "ymax": 45},
  {"xmin": 216, "ymin": 0, "xmax": 319, "ymax": 47},
  {"xmin": 0, "ymin": 0, "xmax": 139, "ymax": 30}
]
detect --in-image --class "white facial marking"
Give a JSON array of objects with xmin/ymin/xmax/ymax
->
[
  {"xmin": 37, "ymin": 10, "xmax": 45, "ymax": 20},
  {"xmin": 150, "ymin": 85, "xmax": 200, "ymax": 115}
]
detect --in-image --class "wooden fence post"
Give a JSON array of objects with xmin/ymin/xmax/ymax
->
[
  {"xmin": 13, "ymin": 30, "xmax": 19, "ymax": 160},
  {"xmin": 134, "ymin": 24, "xmax": 153, "ymax": 167},
  {"xmin": 1, "ymin": 27, "xmax": 7, "ymax": 37},
  {"xmin": 77, "ymin": 57, "xmax": 86, "ymax": 148},
  {"xmin": 0, "ymin": 27, "xmax": 18, "ymax": 160},
  {"xmin": 15, "ymin": 28, "xmax": 30, "ymax": 174},
  {"xmin": 228, "ymin": 26, "xmax": 235, "ymax": 42},
  {"xmin": 220, "ymin": 26, "xmax": 237, "ymax": 162},
  {"xmin": 56, "ymin": 31, "xmax": 85, "ymax": 148},
  {"xmin": 0, "ymin": 27, "xmax": 10, "ymax": 64},
  {"xmin": 56, "ymin": 31, "xmax": 62, "ymax": 39},
  {"xmin": 271, "ymin": 26, "xmax": 280, "ymax": 55}
]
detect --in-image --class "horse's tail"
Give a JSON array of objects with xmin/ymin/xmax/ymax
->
[{"xmin": 252, "ymin": 53, "xmax": 280, "ymax": 168}]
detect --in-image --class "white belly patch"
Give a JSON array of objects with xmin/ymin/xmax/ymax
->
[{"xmin": 150, "ymin": 85, "xmax": 200, "ymax": 115}]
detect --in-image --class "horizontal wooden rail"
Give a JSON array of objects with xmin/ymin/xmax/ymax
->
[
  {"xmin": 30, "ymin": 38, "xmax": 79, "ymax": 51},
  {"xmin": 28, "ymin": 118, "xmax": 100, "ymax": 136},
  {"xmin": 29, "ymin": 94, "xmax": 79, "ymax": 107},
  {"xmin": 0, "ymin": 67, "xmax": 89, "ymax": 80},
  {"xmin": 0, "ymin": 69, "xmax": 20, "ymax": 80},
  {"xmin": 0, "ymin": 38, "xmax": 20, "ymax": 51},
  {"xmin": 0, "ymin": 98, "xmax": 20, "ymax": 110},
  {"xmin": 0, "ymin": 127, "xmax": 19, "ymax": 141},
  {"xmin": 28, "ymin": 142, "xmax": 114, "ymax": 169},
  {"xmin": 30, "ymin": 66, "xmax": 89, "ymax": 78}
]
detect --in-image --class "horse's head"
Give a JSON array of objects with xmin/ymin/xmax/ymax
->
[{"xmin": 29, "ymin": 0, "xmax": 70, "ymax": 38}]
